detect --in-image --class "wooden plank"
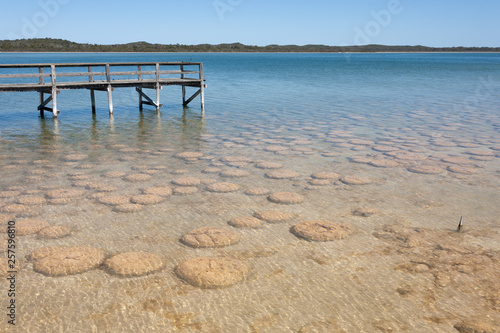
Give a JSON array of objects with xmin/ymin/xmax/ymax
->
[
  {"xmin": 0, "ymin": 70, "xmax": 197, "ymax": 78},
  {"xmin": 0, "ymin": 78, "xmax": 203, "ymax": 91},
  {"xmin": 47, "ymin": 72, "xmax": 104, "ymax": 78},
  {"xmin": 0, "ymin": 61, "xmax": 202, "ymax": 68},
  {"xmin": 0, "ymin": 73, "xmax": 52, "ymax": 79}
]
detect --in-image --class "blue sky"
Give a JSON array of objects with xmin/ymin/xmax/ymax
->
[{"xmin": 1, "ymin": 0, "xmax": 499, "ymax": 47}]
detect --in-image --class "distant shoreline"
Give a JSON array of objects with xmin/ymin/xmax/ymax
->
[
  {"xmin": 2, "ymin": 51, "xmax": 500, "ymax": 54},
  {"xmin": 1, "ymin": 38, "xmax": 499, "ymax": 53}
]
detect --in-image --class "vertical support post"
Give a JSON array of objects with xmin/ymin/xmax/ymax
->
[
  {"xmin": 90, "ymin": 90, "xmax": 96, "ymax": 114},
  {"xmin": 107, "ymin": 85, "xmax": 113, "ymax": 114},
  {"xmin": 105, "ymin": 64, "xmax": 113, "ymax": 114},
  {"xmin": 180, "ymin": 63, "xmax": 186, "ymax": 105},
  {"xmin": 199, "ymin": 63, "xmax": 205, "ymax": 116},
  {"xmin": 88, "ymin": 66, "xmax": 96, "ymax": 114},
  {"xmin": 138, "ymin": 65, "xmax": 143, "ymax": 111},
  {"xmin": 39, "ymin": 92, "xmax": 44, "ymax": 118},
  {"xmin": 50, "ymin": 64, "xmax": 58, "ymax": 118},
  {"xmin": 155, "ymin": 63, "xmax": 160, "ymax": 111},
  {"xmin": 39, "ymin": 67, "xmax": 44, "ymax": 117}
]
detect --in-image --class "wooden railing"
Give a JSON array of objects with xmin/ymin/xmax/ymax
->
[{"xmin": 0, "ymin": 62, "xmax": 203, "ymax": 89}]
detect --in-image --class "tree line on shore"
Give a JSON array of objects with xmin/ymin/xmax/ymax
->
[{"xmin": 1, "ymin": 38, "xmax": 499, "ymax": 53}]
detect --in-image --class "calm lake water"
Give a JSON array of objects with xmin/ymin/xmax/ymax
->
[{"xmin": 0, "ymin": 52, "xmax": 499, "ymax": 332}]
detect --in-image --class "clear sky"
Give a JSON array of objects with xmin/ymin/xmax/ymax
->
[{"xmin": 1, "ymin": 0, "xmax": 499, "ymax": 47}]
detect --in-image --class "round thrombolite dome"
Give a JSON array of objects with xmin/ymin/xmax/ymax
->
[
  {"xmin": 105, "ymin": 252, "xmax": 164, "ymax": 277},
  {"xmin": 0, "ymin": 204, "xmax": 38, "ymax": 216},
  {"xmin": 0, "ymin": 190, "xmax": 21, "ymax": 198},
  {"xmin": 130, "ymin": 194, "xmax": 165, "ymax": 205},
  {"xmin": 16, "ymin": 219, "xmax": 50, "ymax": 236},
  {"xmin": 228, "ymin": 216, "xmax": 265, "ymax": 229},
  {"xmin": 123, "ymin": 173, "xmax": 153, "ymax": 182},
  {"xmin": 265, "ymin": 170, "xmax": 300, "ymax": 179},
  {"xmin": 447, "ymin": 165, "xmax": 479, "ymax": 174},
  {"xmin": 202, "ymin": 167, "xmax": 222, "ymax": 174},
  {"xmin": 407, "ymin": 165, "xmax": 445, "ymax": 174},
  {"xmin": 268, "ymin": 192, "xmax": 304, "ymax": 205},
  {"xmin": 219, "ymin": 169, "xmax": 250, "ymax": 178},
  {"xmin": 113, "ymin": 204, "xmax": 143, "ymax": 213},
  {"xmin": 171, "ymin": 177, "xmax": 201, "ymax": 186},
  {"xmin": 174, "ymin": 152, "xmax": 204, "ymax": 159},
  {"xmin": 255, "ymin": 162, "xmax": 283, "ymax": 169},
  {"xmin": 37, "ymin": 225, "xmax": 72, "ymax": 239},
  {"xmin": 311, "ymin": 172, "xmax": 340, "ymax": 180},
  {"xmin": 98, "ymin": 195, "xmax": 131, "ymax": 206},
  {"xmin": 308, "ymin": 179, "xmax": 331, "ymax": 186},
  {"xmin": 254, "ymin": 210, "xmax": 294, "ymax": 223},
  {"xmin": 30, "ymin": 246, "xmax": 105, "ymax": 276},
  {"xmin": 368, "ymin": 159, "xmax": 400, "ymax": 168},
  {"xmin": 465, "ymin": 150, "xmax": 494, "ymax": 156},
  {"xmin": 142, "ymin": 186, "xmax": 173, "ymax": 197},
  {"xmin": 174, "ymin": 257, "xmax": 249, "ymax": 288},
  {"xmin": 181, "ymin": 227, "xmax": 240, "ymax": 248},
  {"xmin": 340, "ymin": 176, "xmax": 373, "ymax": 185},
  {"xmin": 220, "ymin": 156, "xmax": 253, "ymax": 163},
  {"xmin": 16, "ymin": 196, "xmax": 47, "ymax": 206},
  {"xmin": 441, "ymin": 157, "xmax": 473, "ymax": 165},
  {"xmin": 205, "ymin": 182, "xmax": 241, "ymax": 193},
  {"xmin": 291, "ymin": 220, "xmax": 351, "ymax": 241},
  {"xmin": 63, "ymin": 154, "xmax": 88, "ymax": 162}
]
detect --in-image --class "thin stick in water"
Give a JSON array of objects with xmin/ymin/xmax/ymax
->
[{"xmin": 457, "ymin": 216, "xmax": 463, "ymax": 232}]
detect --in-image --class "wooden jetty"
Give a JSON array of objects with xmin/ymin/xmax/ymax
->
[{"xmin": 0, "ymin": 61, "xmax": 206, "ymax": 118}]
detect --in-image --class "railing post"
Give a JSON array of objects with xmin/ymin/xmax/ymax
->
[
  {"xmin": 138, "ymin": 65, "xmax": 143, "ymax": 111},
  {"xmin": 88, "ymin": 66, "xmax": 96, "ymax": 114},
  {"xmin": 50, "ymin": 64, "xmax": 58, "ymax": 118},
  {"xmin": 180, "ymin": 63, "xmax": 186, "ymax": 105}
]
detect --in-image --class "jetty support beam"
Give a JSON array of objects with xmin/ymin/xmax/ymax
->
[
  {"xmin": 183, "ymin": 88, "xmax": 201, "ymax": 107},
  {"xmin": 37, "ymin": 94, "xmax": 54, "ymax": 118},
  {"xmin": 136, "ymin": 87, "xmax": 162, "ymax": 110}
]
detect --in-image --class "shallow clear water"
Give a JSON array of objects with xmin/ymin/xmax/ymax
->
[{"xmin": 0, "ymin": 53, "xmax": 499, "ymax": 332}]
